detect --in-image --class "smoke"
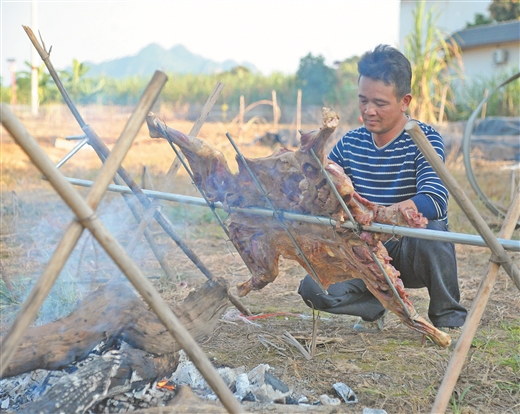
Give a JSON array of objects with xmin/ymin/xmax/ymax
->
[{"xmin": 16, "ymin": 194, "xmax": 159, "ymax": 326}]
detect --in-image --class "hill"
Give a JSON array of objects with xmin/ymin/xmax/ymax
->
[{"xmin": 85, "ymin": 43, "xmax": 259, "ymax": 78}]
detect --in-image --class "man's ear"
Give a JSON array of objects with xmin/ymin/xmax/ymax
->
[{"xmin": 401, "ymin": 94, "xmax": 412, "ymax": 111}]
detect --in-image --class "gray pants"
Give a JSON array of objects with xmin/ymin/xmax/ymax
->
[{"xmin": 298, "ymin": 221, "xmax": 467, "ymax": 328}]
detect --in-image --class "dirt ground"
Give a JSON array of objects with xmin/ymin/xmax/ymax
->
[{"xmin": 1, "ymin": 107, "xmax": 519, "ymax": 414}]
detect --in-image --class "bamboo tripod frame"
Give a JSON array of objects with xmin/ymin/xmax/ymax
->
[
  {"xmin": 0, "ymin": 28, "xmax": 248, "ymax": 414},
  {"xmin": 0, "ymin": 96, "xmax": 242, "ymax": 414}
]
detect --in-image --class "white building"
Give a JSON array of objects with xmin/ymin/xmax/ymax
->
[
  {"xmin": 399, "ymin": 0, "xmax": 491, "ymax": 49},
  {"xmin": 399, "ymin": 0, "xmax": 519, "ymax": 81},
  {"xmin": 450, "ymin": 20, "xmax": 520, "ymax": 80}
]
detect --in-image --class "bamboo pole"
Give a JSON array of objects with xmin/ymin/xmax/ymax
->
[
  {"xmin": 112, "ymin": 170, "xmax": 177, "ymax": 281},
  {"xmin": 405, "ymin": 120, "xmax": 520, "ymax": 290},
  {"xmin": 431, "ymin": 184, "xmax": 520, "ymax": 413},
  {"xmin": 0, "ymin": 104, "xmax": 244, "ymax": 414},
  {"xmin": 0, "ymin": 71, "xmax": 166, "ymax": 377}
]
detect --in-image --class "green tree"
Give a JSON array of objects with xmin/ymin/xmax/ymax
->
[
  {"xmin": 467, "ymin": 0, "xmax": 519, "ymax": 27},
  {"xmin": 296, "ymin": 53, "xmax": 336, "ymax": 105},
  {"xmin": 489, "ymin": 0, "xmax": 520, "ymax": 21},
  {"xmin": 404, "ymin": 0, "xmax": 463, "ymax": 123},
  {"xmin": 0, "ymin": 76, "xmax": 11, "ymax": 103},
  {"xmin": 466, "ymin": 13, "xmax": 494, "ymax": 28}
]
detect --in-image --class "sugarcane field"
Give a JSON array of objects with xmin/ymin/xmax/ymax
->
[{"xmin": 2, "ymin": 3, "xmax": 520, "ymax": 414}]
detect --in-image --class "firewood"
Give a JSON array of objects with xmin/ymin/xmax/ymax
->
[
  {"xmin": 17, "ymin": 348, "xmax": 178, "ymax": 414},
  {"xmin": 1, "ymin": 278, "xmax": 230, "ymax": 379}
]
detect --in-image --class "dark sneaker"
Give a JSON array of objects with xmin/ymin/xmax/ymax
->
[{"xmin": 353, "ymin": 311, "xmax": 387, "ymax": 333}]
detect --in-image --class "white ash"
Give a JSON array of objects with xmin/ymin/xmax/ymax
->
[
  {"xmin": 0, "ymin": 369, "xmax": 68, "ymax": 412},
  {"xmin": 1, "ymin": 347, "xmax": 318, "ymax": 413}
]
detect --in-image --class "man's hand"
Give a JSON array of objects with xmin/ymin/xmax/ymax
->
[
  {"xmin": 392, "ymin": 200, "xmax": 428, "ymax": 228},
  {"xmin": 391, "ymin": 199, "xmax": 419, "ymax": 214},
  {"xmin": 374, "ymin": 199, "xmax": 427, "ymax": 228}
]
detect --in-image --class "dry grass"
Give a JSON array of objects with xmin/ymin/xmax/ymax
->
[{"xmin": 1, "ymin": 109, "xmax": 519, "ymax": 414}]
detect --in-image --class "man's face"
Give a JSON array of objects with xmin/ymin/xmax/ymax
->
[{"xmin": 358, "ymin": 76, "xmax": 411, "ymax": 136}]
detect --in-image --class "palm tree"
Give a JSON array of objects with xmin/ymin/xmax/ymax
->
[{"xmin": 60, "ymin": 59, "xmax": 105, "ymax": 103}]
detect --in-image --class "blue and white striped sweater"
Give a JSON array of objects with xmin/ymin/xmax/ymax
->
[{"xmin": 329, "ymin": 120, "xmax": 449, "ymax": 223}]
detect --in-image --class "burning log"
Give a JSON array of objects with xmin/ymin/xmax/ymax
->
[
  {"xmin": 1, "ymin": 278, "xmax": 230, "ymax": 379},
  {"xmin": 146, "ymin": 109, "xmax": 451, "ymax": 348}
]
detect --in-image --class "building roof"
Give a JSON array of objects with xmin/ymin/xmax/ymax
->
[{"xmin": 451, "ymin": 20, "xmax": 520, "ymax": 49}]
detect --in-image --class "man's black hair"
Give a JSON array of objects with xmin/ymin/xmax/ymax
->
[{"xmin": 357, "ymin": 44, "xmax": 412, "ymax": 99}]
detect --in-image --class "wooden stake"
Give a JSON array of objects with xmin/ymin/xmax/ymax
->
[
  {"xmin": 272, "ymin": 90, "xmax": 279, "ymax": 133},
  {"xmin": 481, "ymin": 88, "xmax": 489, "ymax": 119},
  {"xmin": 405, "ymin": 121, "xmax": 520, "ymax": 289},
  {"xmin": 296, "ymin": 89, "xmax": 302, "ymax": 145},
  {"xmin": 431, "ymin": 185, "xmax": 520, "ymax": 413},
  {"xmin": 437, "ymin": 84, "xmax": 448, "ymax": 124},
  {"xmin": 0, "ymin": 71, "xmax": 166, "ymax": 377},
  {"xmin": 239, "ymin": 94, "xmax": 245, "ymax": 141},
  {"xmin": 1, "ymin": 104, "xmax": 244, "ymax": 414}
]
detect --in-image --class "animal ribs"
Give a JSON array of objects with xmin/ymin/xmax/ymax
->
[{"xmin": 146, "ymin": 109, "xmax": 451, "ymax": 348}]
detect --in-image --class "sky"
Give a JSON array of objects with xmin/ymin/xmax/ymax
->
[{"xmin": 1, "ymin": 0, "xmax": 401, "ymax": 84}]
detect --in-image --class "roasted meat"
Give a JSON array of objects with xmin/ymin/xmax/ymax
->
[{"xmin": 146, "ymin": 109, "xmax": 451, "ymax": 347}]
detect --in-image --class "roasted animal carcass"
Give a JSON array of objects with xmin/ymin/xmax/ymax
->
[{"xmin": 146, "ymin": 109, "xmax": 451, "ymax": 348}]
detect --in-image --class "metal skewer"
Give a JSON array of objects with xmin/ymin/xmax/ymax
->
[
  {"xmin": 61, "ymin": 177, "xmax": 520, "ymax": 252},
  {"xmin": 226, "ymin": 132, "xmax": 329, "ymax": 295},
  {"xmin": 309, "ymin": 148, "xmax": 413, "ymax": 320}
]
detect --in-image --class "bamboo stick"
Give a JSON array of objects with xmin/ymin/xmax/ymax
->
[
  {"xmin": 0, "ymin": 71, "xmax": 166, "ymax": 377},
  {"xmin": 111, "ymin": 169, "xmax": 177, "ymax": 281},
  {"xmin": 431, "ymin": 185, "xmax": 520, "ymax": 413},
  {"xmin": 405, "ymin": 121, "xmax": 520, "ymax": 290},
  {"xmin": 1, "ymin": 104, "xmax": 244, "ymax": 414}
]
